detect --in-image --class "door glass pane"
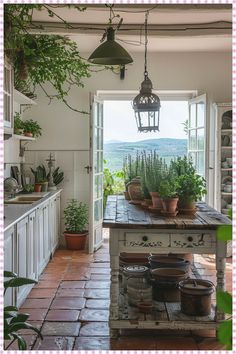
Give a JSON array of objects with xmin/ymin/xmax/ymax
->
[
  {"xmin": 94, "ymin": 104, "xmax": 98, "ymax": 126},
  {"xmin": 94, "ymin": 175, "xmax": 103, "ymax": 198},
  {"xmin": 197, "ymin": 151, "xmax": 205, "ymax": 176},
  {"xmin": 197, "ymin": 128, "xmax": 205, "ymax": 150},
  {"xmin": 189, "ymin": 130, "xmax": 196, "ymax": 150},
  {"xmin": 189, "ymin": 152, "xmax": 196, "ymax": 168},
  {"xmin": 94, "ymin": 199, "xmax": 102, "ymax": 222},
  {"xmin": 189, "ymin": 104, "xmax": 196, "ymax": 128},
  {"xmin": 197, "ymin": 103, "xmax": 204, "ymax": 127}
]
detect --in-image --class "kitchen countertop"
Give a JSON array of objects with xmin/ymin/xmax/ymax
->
[{"xmin": 4, "ymin": 190, "xmax": 62, "ymax": 232}]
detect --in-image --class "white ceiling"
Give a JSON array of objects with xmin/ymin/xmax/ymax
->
[{"xmin": 31, "ymin": 4, "xmax": 232, "ymax": 52}]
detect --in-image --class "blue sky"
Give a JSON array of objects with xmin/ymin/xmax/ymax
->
[{"xmin": 104, "ymin": 100, "xmax": 188, "ymax": 142}]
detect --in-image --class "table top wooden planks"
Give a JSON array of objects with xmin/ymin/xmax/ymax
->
[{"xmin": 103, "ymin": 196, "xmax": 231, "ymax": 230}]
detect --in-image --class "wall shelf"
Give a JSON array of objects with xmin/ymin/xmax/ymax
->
[
  {"xmin": 13, "ymin": 134, "xmax": 35, "ymax": 142},
  {"xmin": 14, "ymin": 89, "xmax": 37, "ymax": 106}
]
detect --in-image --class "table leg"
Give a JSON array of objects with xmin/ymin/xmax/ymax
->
[
  {"xmin": 215, "ymin": 238, "xmax": 227, "ymax": 321},
  {"xmin": 110, "ymin": 255, "xmax": 119, "ymax": 320}
]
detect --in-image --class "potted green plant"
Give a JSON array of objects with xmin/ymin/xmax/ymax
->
[
  {"xmin": 22, "ymin": 184, "xmax": 34, "ymax": 194},
  {"xmin": 159, "ymin": 171, "xmax": 179, "ymax": 215},
  {"xmin": 176, "ymin": 173, "xmax": 206, "ymax": 211},
  {"xmin": 14, "ymin": 112, "xmax": 24, "ymax": 135},
  {"xmin": 123, "ymin": 153, "xmax": 143, "ymax": 203},
  {"xmin": 4, "ymin": 271, "xmax": 42, "ymax": 350},
  {"xmin": 170, "ymin": 156, "xmax": 206, "ymax": 212},
  {"xmin": 23, "ymin": 119, "xmax": 42, "ymax": 138},
  {"xmin": 144, "ymin": 151, "xmax": 167, "ymax": 209},
  {"xmin": 64, "ymin": 199, "xmax": 88, "ymax": 250}
]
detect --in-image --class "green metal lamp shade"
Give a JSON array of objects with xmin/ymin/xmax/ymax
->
[{"xmin": 88, "ymin": 27, "xmax": 133, "ymax": 65}]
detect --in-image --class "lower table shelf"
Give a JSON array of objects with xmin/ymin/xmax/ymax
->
[{"xmin": 113, "ymin": 292, "xmax": 217, "ymax": 330}]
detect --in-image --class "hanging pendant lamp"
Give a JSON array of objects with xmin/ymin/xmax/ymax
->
[
  {"xmin": 133, "ymin": 12, "xmax": 161, "ymax": 132},
  {"xmin": 88, "ymin": 6, "xmax": 133, "ymax": 65}
]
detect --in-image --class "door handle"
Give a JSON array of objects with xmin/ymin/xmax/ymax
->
[{"xmin": 84, "ymin": 165, "xmax": 92, "ymax": 174}]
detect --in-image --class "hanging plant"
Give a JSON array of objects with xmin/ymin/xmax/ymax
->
[{"xmin": 4, "ymin": 4, "xmax": 116, "ymax": 113}]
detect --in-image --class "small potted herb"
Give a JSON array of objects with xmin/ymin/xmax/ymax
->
[
  {"xmin": 159, "ymin": 172, "xmax": 179, "ymax": 215},
  {"xmin": 64, "ymin": 199, "xmax": 88, "ymax": 250},
  {"xmin": 144, "ymin": 151, "xmax": 167, "ymax": 209},
  {"xmin": 23, "ymin": 119, "xmax": 42, "ymax": 138},
  {"xmin": 123, "ymin": 153, "xmax": 143, "ymax": 203},
  {"xmin": 170, "ymin": 156, "xmax": 206, "ymax": 212},
  {"xmin": 22, "ymin": 184, "xmax": 34, "ymax": 194},
  {"xmin": 14, "ymin": 112, "xmax": 24, "ymax": 135}
]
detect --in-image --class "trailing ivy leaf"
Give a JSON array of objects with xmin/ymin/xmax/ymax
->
[
  {"xmin": 216, "ymin": 291, "xmax": 232, "ymax": 314},
  {"xmin": 10, "ymin": 313, "xmax": 29, "ymax": 324},
  {"xmin": 217, "ymin": 319, "xmax": 232, "ymax": 350},
  {"xmin": 4, "ymin": 271, "xmax": 17, "ymax": 278},
  {"xmin": 4, "ymin": 277, "xmax": 37, "ymax": 291},
  {"xmin": 12, "ymin": 333, "xmax": 27, "ymax": 350},
  {"xmin": 217, "ymin": 225, "xmax": 232, "ymax": 242},
  {"xmin": 4, "ymin": 306, "xmax": 18, "ymax": 312},
  {"xmin": 8, "ymin": 322, "xmax": 43, "ymax": 338}
]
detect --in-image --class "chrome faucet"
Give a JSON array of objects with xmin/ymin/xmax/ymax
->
[{"xmin": 4, "ymin": 177, "xmax": 21, "ymax": 199}]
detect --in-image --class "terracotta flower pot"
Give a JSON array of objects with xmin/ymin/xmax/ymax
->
[
  {"xmin": 34, "ymin": 183, "xmax": 42, "ymax": 192},
  {"xmin": 24, "ymin": 132, "xmax": 33, "ymax": 137},
  {"xmin": 149, "ymin": 192, "xmax": 162, "ymax": 208},
  {"xmin": 178, "ymin": 199, "xmax": 196, "ymax": 209},
  {"xmin": 124, "ymin": 191, "xmax": 131, "ymax": 200},
  {"xmin": 41, "ymin": 181, "xmax": 48, "ymax": 192},
  {"xmin": 161, "ymin": 198, "xmax": 179, "ymax": 213},
  {"xmin": 64, "ymin": 231, "xmax": 87, "ymax": 250},
  {"xmin": 127, "ymin": 178, "xmax": 143, "ymax": 203}
]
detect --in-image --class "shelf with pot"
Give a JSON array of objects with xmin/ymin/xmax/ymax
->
[
  {"xmin": 214, "ymin": 102, "xmax": 232, "ymax": 221},
  {"xmin": 12, "ymin": 134, "xmax": 35, "ymax": 142}
]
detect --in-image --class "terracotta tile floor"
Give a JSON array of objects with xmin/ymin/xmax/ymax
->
[{"xmin": 5, "ymin": 239, "xmax": 232, "ymax": 350}]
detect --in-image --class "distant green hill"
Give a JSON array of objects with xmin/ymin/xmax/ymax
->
[{"xmin": 104, "ymin": 138, "xmax": 188, "ymax": 172}]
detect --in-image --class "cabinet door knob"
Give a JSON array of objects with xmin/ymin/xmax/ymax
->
[
  {"xmin": 142, "ymin": 236, "xmax": 148, "ymax": 242},
  {"xmin": 187, "ymin": 236, "xmax": 193, "ymax": 242}
]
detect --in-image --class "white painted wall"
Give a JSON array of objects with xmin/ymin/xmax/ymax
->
[{"xmin": 20, "ymin": 51, "xmax": 231, "ymax": 241}]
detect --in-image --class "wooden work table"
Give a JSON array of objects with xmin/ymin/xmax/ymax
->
[{"xmin": 103, "ymin": 196, "xmax": 231, "ymax": 337}]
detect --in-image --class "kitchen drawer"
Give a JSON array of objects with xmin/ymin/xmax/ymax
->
[
  {"xmin": 170, "ymin": 233, "xmax": 215, "ymax": 248},
  {"xmin": 124, "ymin": 232, "xmax": 170, "ymax": 248}
]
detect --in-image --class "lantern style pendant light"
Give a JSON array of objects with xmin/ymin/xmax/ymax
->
[
  {"xmin": 88, "ymin": 6, "xmax": 133, "ymax": 65},
  {"xmin": 133, "ymin": 12, "xmax": 161, "ymax": 132}
]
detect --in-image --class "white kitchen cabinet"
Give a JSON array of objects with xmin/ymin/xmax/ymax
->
[
  {"xmin": 37, "ymin": 203, "xmax": 50, "ymax": 275},
  {"xmin": 16, "ymin": 217, "xmax": 29, "ymax": 306},
  {"xmin": 43, "ymin": 202, "xmax": 50, "ymax": 262},
  {"xmin": 50, "ymin": 197, "xmax": 57, "ymax": 254},
  {"xmin": 28, "ymin": 211, "xmax": 37, "ymax": 281},
  {"xmin": 4, "ymin": 56, "xmax": 14, "ymax": 137},
  {"xmin": 4, "ymin": 191, "xmax": 61, "ymax": 306},
  {"xmin": 4, "ymin": 226, "xmax": 16, "ymax": 306},
  {"xmin": 214, "ymin": 103, "xmax": 232, "ymax": 213}
]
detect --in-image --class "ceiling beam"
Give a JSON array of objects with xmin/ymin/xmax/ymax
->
[{"xmin": 29, "ymin": 21, "xmax": 232, "ymax": 37}]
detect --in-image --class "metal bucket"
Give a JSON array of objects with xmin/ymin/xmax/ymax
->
[
  {"xmin": 178, "ymin": 278, "xmax": 214, "ymax": 316},
  {"xmin": 151, "ymin": 268, "xmax": 188, "ymax": 302}
]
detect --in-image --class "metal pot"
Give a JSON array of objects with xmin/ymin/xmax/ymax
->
[
  {"xmin": 151, "ymin": 268, "xmax": 188, "ymax": 302},
  {"xmin": 178, "ymin": 278, "xmax": 214, "ymax": 316},
  {"xmin": 148, "ymin": 255, "xmax": 190, "ymax": 272}
]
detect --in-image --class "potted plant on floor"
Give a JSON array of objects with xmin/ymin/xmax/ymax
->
[
  {"xmin": 23, "ymin": 119, "xmax": 42, "ymax": 138},
  {"xmin": 64, "ymin": 199, "xmax": 88, "ymax": 250}
]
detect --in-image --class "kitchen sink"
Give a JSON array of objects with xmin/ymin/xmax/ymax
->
[{"xmin": 4, "ymin": 196, "xmax": 43, "ymax": 204}]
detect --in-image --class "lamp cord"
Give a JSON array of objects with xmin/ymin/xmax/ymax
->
[{"xmin": 144, "ymin": 11, "xmax": 149, "ymax": 77}]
